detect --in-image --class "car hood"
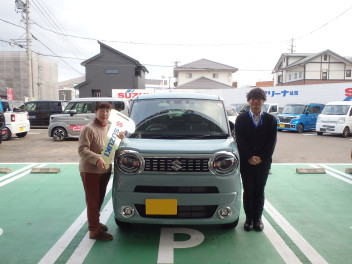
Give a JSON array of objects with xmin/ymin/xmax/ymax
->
[{"xmin": 119, "ymin": 138, "xmax": 237, "ymax": 154}]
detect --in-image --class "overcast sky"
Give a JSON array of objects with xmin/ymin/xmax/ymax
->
[{"xmin": 0, "ymin": 0, "xmax": 351, "ymax": 87}]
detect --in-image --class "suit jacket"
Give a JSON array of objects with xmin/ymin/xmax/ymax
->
[{"xmin": 234, "ymin": 111, "xmax": 277, "ymax": 170}]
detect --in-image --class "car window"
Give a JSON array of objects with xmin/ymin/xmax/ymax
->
[
  {"xmin": 2, "ymin": 102, "xmax": 10, "ymax": 112},
  {"xmin": 51, "ymin": 102, "xmax": 63, "ymax": 111},
  {"xmin": 38, "ymin": 102, "xmax": 50, "ymax": 110},
  {"xmin": 25, "ymin": 102, "xmax": 37, "ymax": 111},
  {"xmin": 74, "ymin": 102, "xmax": 92, "ymax": 114}
]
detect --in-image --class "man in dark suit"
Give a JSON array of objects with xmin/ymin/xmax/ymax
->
[{"xmin": 234, "ymin": 88, "xmax": 277, "ymax": 231}]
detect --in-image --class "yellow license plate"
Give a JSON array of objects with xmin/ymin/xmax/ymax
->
[
  {"xmin": 279, "ymin": 124, "xmax": 285, "ymax": 128},
  {"xmin": 145, "ymin": 199, "xmax": 177, "ymax": 215},
  {"xmin": 20, "ymin": 127, "xmax": 24, "ymax": 131}
]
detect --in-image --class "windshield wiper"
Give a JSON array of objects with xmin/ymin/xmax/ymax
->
[{"xmin": 190, "ymin": 134, "xmax": 228, "ymax": 139}]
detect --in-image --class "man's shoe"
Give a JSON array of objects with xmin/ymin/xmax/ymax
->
[
  {"xmin": 244, "ymin": 219, "xmax": 253, "ymax": 231},
  {"xmin": 99, "ymin": 223, "xmax": 108, "ymax": 231},
  {"xmin": 253, "ymin": 219, "xmax": 264, "ymax": 231},
  {"xmin": 89, "ymin": 230, "xmax": 113, "ymax": 241}
]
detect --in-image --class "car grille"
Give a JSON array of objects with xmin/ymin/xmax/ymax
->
[
  {"xmin": 278, "ymin": 116, "xmax": 294, "ymax": 123},
  {"xmin": 134, "ymin": 186, "xmax": 219, "ymax": 193},
  {"xmin": 135, "ymin": 205, "xmax": 217, "ymax": 219},
  {"xmin": 144, "ymin": 158, "xmax": 209, "ymax": 173}
]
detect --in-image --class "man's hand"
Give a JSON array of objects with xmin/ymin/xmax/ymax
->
[
  {"xmin": 96, "ymin": 156, "xmax": 107, "ymax": 169},
  {"xmin": 248, "ymin": 156, "xmax": 262, "ymax": 165}
]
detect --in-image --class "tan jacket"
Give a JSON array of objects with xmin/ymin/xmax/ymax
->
[{"xmin": 78, "ymin": 119, "xmax": 111, "ymax": 174}]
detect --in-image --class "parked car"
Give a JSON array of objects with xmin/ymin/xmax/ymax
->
[
  {"xmin": 277, "ymin": 103, "xmax": 324, "ymax": 133},
  {"xmin": 113, "ymin": 92, "xmax": 241, "ymax": 228},
  {"xmin": 316, "ymin": 101, "xmax": 352, "ymax": 137},
  {"xmin": 225, "ymin": 106, "xmax": 238, "ymax": 124},
  {"xmin": 48, "ymin": 97, "xmax": 129, "ymax": 141},
  {"xmin": 0, "ymin": 102, "xmax": 5, "ymax": 145},
  {"xmin": 24, "ymin": 100, "xmax": 67, "ymax": 127},
  {"xmin": 0, "ymin": 100, "xmax": 30, "ymax": 141}
]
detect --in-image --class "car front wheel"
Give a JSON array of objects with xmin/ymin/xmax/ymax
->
[
  {"xmin": 342, "ymin": 127, "xmax": 350, "ymax": 138},
  {"xmin": 52, "ymin": 127, "xmax": 67, "ymax": 141},
  {"xmin": 297, "ymin": 124, "xmax": 304, "ymax": 133}
]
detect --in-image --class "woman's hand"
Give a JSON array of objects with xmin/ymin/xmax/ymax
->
[
  {"xmin": 117, "ymin": 131, "xmax": 125, "ymax": 140},
  {"xmin": 96, "ymin": 156, "xmax": 107, "ymax": 169}
]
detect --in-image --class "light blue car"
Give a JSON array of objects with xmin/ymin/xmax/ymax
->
[{"xmin": 113, "ymin": 92, "xmax": 241, "ymax": 228}]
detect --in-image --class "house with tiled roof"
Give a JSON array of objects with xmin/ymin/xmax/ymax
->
[
  {"xmin": 173, "ymin": 59, "xmax": 238, "ymax": 88},
  {"xmin": 175, "ymin": 77, "xmax": 234, "ymax": 90},
  {"xmin": 272, "ymin": 49, "xmax": 352, "ymax": 86},
  {"xmin": 76, "ymin": 41, "xmax": 148, "ymax": 97}
]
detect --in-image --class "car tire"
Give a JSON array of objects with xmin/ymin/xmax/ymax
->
[
  {"xmin": 222, "ymin": 217, "xmax": 239, "ymax": 229},
  {"xmin": 52, "ymin": 127, "xmax": 67, "ymax": 141},
  {"xmin": 297, "ymin": 124, "xmax": 304, "ymax": 133},
  {"xmin": 317, "ymin": 132, "xmax": 323, "ymax": 136},
  {"xmin": 115, "ymin": 217, "xmax": 131, "ymax": 228},
  {"xmin": 2, "ymin": 127, "xmax": 11, "ymax": 141},
  {"xmin": 342, "ymin": 127, "xmax": 350, "ymax": 138},
  {"xmin": 16, "ymin": 132, "xmax": 28, "ymax": 138}
]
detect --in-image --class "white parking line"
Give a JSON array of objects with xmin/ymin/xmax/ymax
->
[
  {"xmin": 310, "ymin": 164, "xmax": 352, "ymax": 185},
  {"xmin": 262, "ymin": 216, "xmax": 302, "ymax": 263},
  {"xmin": 38, "ymin": 179, "xmax": 113, "ymax": 264},
  {"xmin": 265, "ymin": 200, "xmax": 328, "ymax": 264},
  {"xmin": 66, "ymin": 199, "xmax": 113, "ymax": 264},
  {"xmin": 0, "ymin": 164, "xmax": 45, "ymax": 188},
  {"xmin": 0, "ymin": 163, "xmax": 38, "ymax": 183},
  {"xmin": 318, "ymin": 164, "xmax": 352, "ymax": 181}
]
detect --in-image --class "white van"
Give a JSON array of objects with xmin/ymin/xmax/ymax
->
[{"xmin": 316, "ymin": 101, "xmax": 352, "ymax": 137}]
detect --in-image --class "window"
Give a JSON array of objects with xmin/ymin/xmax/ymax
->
[
  {"xmin": 213, "ymin": 73, "xmax": 219, "ymax": 78},
  {"xmin": 74, "ymin": 102, "xmax": 92, "ymax": 114},
  {"xmin": 92, "ymin": 90, "xmax": 101, "ymax": 97},
  {"xmin": 347, "ymin": 70, "xmax": 351, "ymax": 77},
  {"xmin": 105, "ymin": 69, "xmax": 118, "ymax": 74},
  {"xmin": 294, "ymin": 73, "xmax": 297, "ymax": 79},
  {"xmin": 289, "ymin": 74, "xmax": 291, "ymax": 81},
  {"xmin": 323, "ymin": 54, "xmax": 328, "ymax": 61},
  {"xmin": 299, "ymin": 71, "xmax": 303, "ymax": 78},
  {"xmin": 278, "ymin": 75, "xmax": 282, "ymax": 83},
  {"xmin": 186, "ymin": 73, "xmax": 192, "ymax": 79},
  {"xmin": 322, "ymin": 71, "xmax": 328, "ymax": 80}
]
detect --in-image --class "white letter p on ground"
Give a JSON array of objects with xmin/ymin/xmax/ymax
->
[{"xmin": 157, "ymin": 228, "xmax": 204, "ymax": 264}]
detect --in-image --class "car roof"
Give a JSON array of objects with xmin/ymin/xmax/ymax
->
[
  {"xmin": 133, "ymin": 92, "xmax": 223, "ymax": 101},
  {"xmin": 325, "ymin": 101, "xmax": 352, "ymax": 105},
  {"xmin": 25, "ymin": 100, "xmax": 67, "ymax": 103},
  {"xmin": 70, "ymin": 97, "xmax": 127, "ymax": 102}
]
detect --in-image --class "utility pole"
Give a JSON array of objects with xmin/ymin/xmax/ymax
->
[
  {"xmin": 289, "ymin": 37, "xmax": 295, "ymax": 54},
  {"xmin": 25, "ymin": 0, "xmax": 33, "ymax": 100}
]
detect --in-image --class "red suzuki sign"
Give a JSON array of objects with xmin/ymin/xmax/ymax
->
[{"xmin": 7, "ymin": 88, "xmax": 14, "ymax": 100}]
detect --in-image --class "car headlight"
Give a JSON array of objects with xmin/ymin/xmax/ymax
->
[
  {"xmin": 116, "ymin": 150, "xmax": 144, "ymax": 174},
  {"xmin": 209, "ymin": 151, "xmax": 239, "ymax": 175},
  {"xmin": 338, "ymin": 117, "xmax": 346, "ymax": 124}
]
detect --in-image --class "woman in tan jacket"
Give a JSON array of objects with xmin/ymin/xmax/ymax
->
[{"xmin": 78, "ymin": 102, "xmax": 124, "ymax": 241}]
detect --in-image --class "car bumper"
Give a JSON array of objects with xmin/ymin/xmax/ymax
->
[{"xmin": 112, "ymin": 172, "xmax": 241, "ymax": 225}]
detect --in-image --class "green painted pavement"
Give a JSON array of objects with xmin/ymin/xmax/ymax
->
[
  {"xmin": 266, "ymin": 164, "xmax": 352, "ymax": 264},
  {"xmin": 0, "ymin": 163, "xmax": 352, "ymax": 264}
]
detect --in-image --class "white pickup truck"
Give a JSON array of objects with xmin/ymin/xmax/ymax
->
[{"xmin": 0, "ymin": 100, "xmax": 30, "ymax": 141}]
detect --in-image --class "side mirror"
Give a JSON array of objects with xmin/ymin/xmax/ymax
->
[{"xmin": 69, "ymin": 109, "xmax": 77, "ymax": 116}]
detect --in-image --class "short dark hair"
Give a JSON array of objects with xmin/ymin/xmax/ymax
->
[
  {"xmin": 246, "ymin": 88, "xmax": 266, "ymax": 102},
  {"xmin": 95, "ymin": 101, "xmax": 112, "ymax": 111}
]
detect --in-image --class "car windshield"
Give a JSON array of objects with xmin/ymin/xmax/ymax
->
[
  {"xmin": 262, "ymin": 104, "xmax": 270, "ymax": 112},
  {"xmin": 2, "ymin": 101, "xmax": 25, "ymax": 112},
  {"xmin": 321, "ymin": 105, "xmax": 350, "ymax": 115},
  {"xmin": 282, "ymin": 105, "xmax": 305, "ymax": 114},
  {"xmin": 129, "ymin": 98, "xmax": 229, "ymax": 139}
]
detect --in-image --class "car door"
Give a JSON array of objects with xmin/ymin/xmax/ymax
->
[{"xmin": 66, "ymin": 102, "xmax": 94, "ymax": 137}]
